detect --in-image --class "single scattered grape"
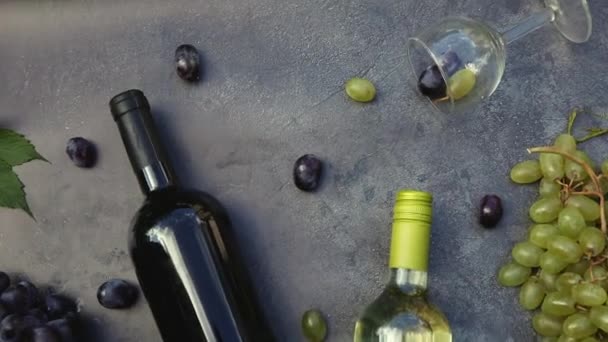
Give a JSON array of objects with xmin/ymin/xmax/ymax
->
[
  {"xmin": 530, "ymin": 197, "xmax": 563, "ymax": 223},
  {"xmin": 562, "ymin": 313, "xmax": 597, "ymax": 338},
  {"xmin": 512, "ymin": 241, "xmax": 543, "ymax": 267},
  {"xmin": 511, "ymin": 160, "xmax": 542, "ymax": 184},
  {"xmin": 519, "ymin": 277, "xmax": 545, "ymax": 310},
  {"xmin": 498, "ymin": 262, "xmax": 531, "ymax": 287},
  {"xmin": 97, "ymin": 279, "xmax": 139, "ymax": 309},
  {"xmin": 417, "ymin": 65, "xmax": 446, "ymax": 100},
  {"xmin": 572, "ymin": 283, "xmax": 607, "ymax": 307},
  {"xmin": 557, "ymin": 207, "xmax": 586, "ymax": 239},
  {"xmin": 541, "ymin": 291, "xmax": 576, "ymax": 316},
  {"xmin": 529, "ymin": 224, "xmax": 559, "ymax": 248},
  {"xmin": 293, "ymin": 154, "xmax": 323, "ymax": 192},
  {"xmin": 479, "ymin": 195, "xmax": 503, "ymax": 228},
  {"xmin": 175, "ymin": 44, "xmax": 201, "ymax": 82},
  {"xmin": 578, "ymin": 227, "xmax": 606, "ymax": 256},
  {"xmin": 345, "ymin": 78, "xmax": 376, "ymax": 103},
  {"xmin": 540, "ymin": 153, "xmax": 565, "ymax": 181},
  {"xmin": 301, "ymin": 309, "xmax": 327, "ymax": 342},
  {"xmin": 532, "ymin": 312, "xmax": 564, "ymax": 337},
  {"xmin": 566, "ymin": 195, "xmax": 600, "ymax": 222}
]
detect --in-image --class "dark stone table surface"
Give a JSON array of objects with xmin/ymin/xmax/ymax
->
[{"xmin": 1, "ymin": 1, "xmax": 608, "ymax": 341}]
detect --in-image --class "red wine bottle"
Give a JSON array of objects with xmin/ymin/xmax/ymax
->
[{"xmin": 109, "ymin": 89, "xmax": 273, "ymax": 342}]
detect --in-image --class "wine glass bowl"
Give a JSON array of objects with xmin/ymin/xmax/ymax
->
[
  {"xmin": 408, "ymin": 17, "xmax": 506, "ymax": 114},
  {"xmin": 408, "ymin": 0, "xmax": 592, "ymax": 115}
]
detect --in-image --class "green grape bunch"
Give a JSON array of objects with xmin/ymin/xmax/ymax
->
[{"xmin": 499, "ymin": 110, "xmax": 608, "ymax": 341}]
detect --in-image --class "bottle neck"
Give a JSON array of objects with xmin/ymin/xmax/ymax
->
[
  {"xmin": 388, "ymin": 268, "xmax": 428, "ymax": 294},
  {"xmin": 110, "ymin": 90, "xmax": 177, "ymax": 195}
]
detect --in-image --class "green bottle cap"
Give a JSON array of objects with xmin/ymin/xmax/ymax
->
[{"xmin": 389, "ymin": 190, "xmax": 433, "ymax": 271}]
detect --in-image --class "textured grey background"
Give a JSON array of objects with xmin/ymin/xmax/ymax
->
[{"xmin": 1, "ymin": 0, "xmax": 608, "ymax": 341}]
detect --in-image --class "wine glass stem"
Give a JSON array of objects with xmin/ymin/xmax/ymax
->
[{"xmin": 501, "ymin": 9, "xmax": 555, "ymax": 45}]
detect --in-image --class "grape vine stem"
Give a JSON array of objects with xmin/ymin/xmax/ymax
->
[{"xmin": 527, "ymin": 146, "xmax": 606, "ymax": 234}]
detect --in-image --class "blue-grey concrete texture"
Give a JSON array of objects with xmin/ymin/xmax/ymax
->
[{"xmin": 1, "ymin": 0, "xmax": 608, "ymax": 341}]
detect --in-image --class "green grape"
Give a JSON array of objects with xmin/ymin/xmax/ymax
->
[
  {"xmin": 602, "ymin": 160, "xmax": 608, "ymax": 176},
  {"xmin": 547, "ymin": 235, "xmax": 583, "ymax": 263},
  {"xmin": 512, "ymin": 241, "xmax": 544, "ymax": 267},
  {"xmin": 540, "ymin": 178, "xmax": 563, "ymax": 198},
  {"xmin": 530, "ymin": 224, "xmax": 559, "ymax": 248},
  {"xmin": 540, "ymin": 153, "xmax": 565, "ymax": 180},
  {"xmin": 584, "ymin": 266, "xmax": 608, "ymax": 291},
  {"xmin": 533, "ymin": 312, "xmax": 565, "ymax": 337},
  {"xmin": 565, "ymin": 151, "xmax": 594, "ymax": 181},
  {"xmin": 301, "ymin": 309, "xmax": 327, "ymax": 342},
  {"xmin": 557, "ymin": 335, "xmax": 580, "ymax": 342},
  {"xmin": 531, "ymin": 197, "xmax": 564, "ymax": 223},
  {"xmin": 345, "ymin": 78, "xmax": 376, "ymax": 103},
  {"xmin": 519, "ymin": 277, "xmax": 546, "ymax": 310},
  {"xmin": 572, "ymin": 283, "xmax": 608, "ymax": 307},
  {"xmin": 555, "ymin": 272, "xmax": 582, "ymax": 293},
  {"xmin": 562, "ymin": 313, "xmax": 597, "ymax": 338},
  {"xmin": 555, "ymin": 134, "xmax": 577, "ymax": 154},
  {"xmin": 565, "ymin": 259, "xmax": 591, "ymax": 276},
  {"xmin": 448, "ymin": 68, "xmax": 476, "ymax": 100},
  {"xmin": 580, "ymin": 337, "xmax": 599, "ymax": 342},
  {"xmin": 589, "ymin": 305, "xmax": 608, "ymax": 332},
  {"xmin": 511, "ymin": 160, "xmax": 543, "ymax": 184},
  {"xmin": 541, "ymin": 291, "xmax": 577, "ymax": 316},
  {"xmin": 579, "ymin": 227, "xmax": 606, "ymax": 256},
  {"xmin": 541, "ymin": 269, "xmax": 559, "ymax": 291},
  {"xmin": 558, "ymin": 207, "xmax": 586, "ymax": 238},
  {"xmin": 566, "ymin": 195, "xmax": 601, "ymax": 222},
  {"xmin": 498, "ymin": 262, "xmax": 531, "ymax": 287},
  {"xmin": 540, "ymin": 338, "xmax": 558, "ymax": 342},
  {"xmin": 540, "ymin": 251, "xmax": 570, "ymax": 274}
]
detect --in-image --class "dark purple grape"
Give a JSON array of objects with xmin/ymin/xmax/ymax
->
[
  {"xmin": 44, "ymin": 295, "xmax": 76, "ymax": 320},
  {"xmin": 175, "ymin": 44, "xmax": 201, "ymax": 82},
  {"xmin": 440, "ymin": 50, "xmax": 463, "ymax": 76},
  {"xmin": 417, "ymin": 65, "xmax": 447, "ymax": 100},
  {"xmin": 96, "ymin": 279, "xmax": 138, "ymax": 309},
  {"xmin": 46, "ymin": 318, "xmax": 75, "ymax": 342},
  {"xmin": 0, "ymin": 273, "xmax": 9, "ymax": 294},
  {"xmin": 29, "ymin": 326, "xmax": 60, "ymax": 342},
  {"xmin": 480, "ymin": 195, "xmax": 503, "ymax": 228},
  {"xmin": 0, "ymin": 314, "xmax": 25, "ymax": 342},
  {"xmin": 0, "ymin": 304, "xmax": 8, "ymax": 322},
  {"xmin": 293, "ymin": 154, "xmax": 323, "ymax": 192},
  {"xmin": 66, "ymin": 137, "xmax": 97, "ymax": 168},
  {"xmin": 26, "ymin": 309, "xmax": 48, "ymax": 324},
  {"xmin": 0, "ymin": 287, "xmax": 29, "ymax": 314},
  {"xmin": 16, "ymin": 281, "xmax": 39, "ymax": 308}
]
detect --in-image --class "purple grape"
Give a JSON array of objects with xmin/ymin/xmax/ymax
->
[
  {"xmin": 480, "ymin": 195, "xmax": 503, "ymax": 228},
  {"xmin": 175, "ymin": 44, "xmax": 201, "ymax": 82},
  {"xmin": 417, "ymin": 65, "xmax": 447, "ymax": 100},
  {"xmin": 97, "ymin": 279, "xmax": 138, "ymax": 309},
  {"xmin": 0, "ymin": 314, "xmax": 25, "ymax": 342},
  {"xmin": 0, "ymin": 304, "xmax": 8, "ymax": 322},
  {"xmin": 293, "ymin": 154, "xmax": 323, "ymax": 192},
  {"xmin": 0, "ymin": 287, "xmax": 29, "ymax": 314},
  {"xmin": 26, "ymin": 309, "xmax": 48, "ymax": 324},
  {"xmin": 29, "ymin": 326, "xmax": 60, "ymax": 342},
  {"xmin": 0, "ymin": 273, "xmax": 9, "ymax": 294},
  {"xmin": 16, "ymin": 281, "xmax": 39, "ymax": 308},
  {"xmin": 440, "ymin": 50, "xmax": 463, "ymax": 76},
  {"xmin": 66, "ymin": 137, "xmax": 97, "ymax": 168},
  {"xmin": 47, "ymin": 318, "xmax": 75, "ymax": 342},
  {"xmin": 44, "ymin": 295, "xmax": 76, "ymax": 320}
]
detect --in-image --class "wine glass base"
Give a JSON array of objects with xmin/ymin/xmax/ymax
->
[{"xmin": 545, "ymin": 0, "xmax": 592, "ymax": 43}]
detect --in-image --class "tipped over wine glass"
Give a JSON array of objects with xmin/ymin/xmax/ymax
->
[{"xmin": 408, "ymin": 0, "xmax": 592, "ymax": 114}]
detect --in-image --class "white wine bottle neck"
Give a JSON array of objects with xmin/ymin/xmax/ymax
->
[{"xmin": 389, "ymin": 268, "xmax": 428, "ymax": 294}]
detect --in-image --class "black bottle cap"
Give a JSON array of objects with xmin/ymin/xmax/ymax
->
[{"xmin": 109, "ymin": 89, "xmax": 150, "ymax": 121}]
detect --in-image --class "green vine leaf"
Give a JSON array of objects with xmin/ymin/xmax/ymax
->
[
  {"xmin": 0, "ymin": 129, "xmax": 47, "ymax": 166},
  {"xmin": 0, "ymin": 160, "xmax": 33, "ymax": 218}
]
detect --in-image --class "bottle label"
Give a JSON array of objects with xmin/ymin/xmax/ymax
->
[{"xmin": 389, "ymin": 221, "xmax": 430, "ymax": 271}]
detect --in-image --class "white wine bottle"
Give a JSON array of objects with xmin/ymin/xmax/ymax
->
[{"xmin": 354, "ymin": 190, "xmax": 452, "ymax": 342}]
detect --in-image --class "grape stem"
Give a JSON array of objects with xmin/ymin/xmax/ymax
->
[{"xmin": 527, "ymin": 146, "xmax": 606, "ymax": 234}]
